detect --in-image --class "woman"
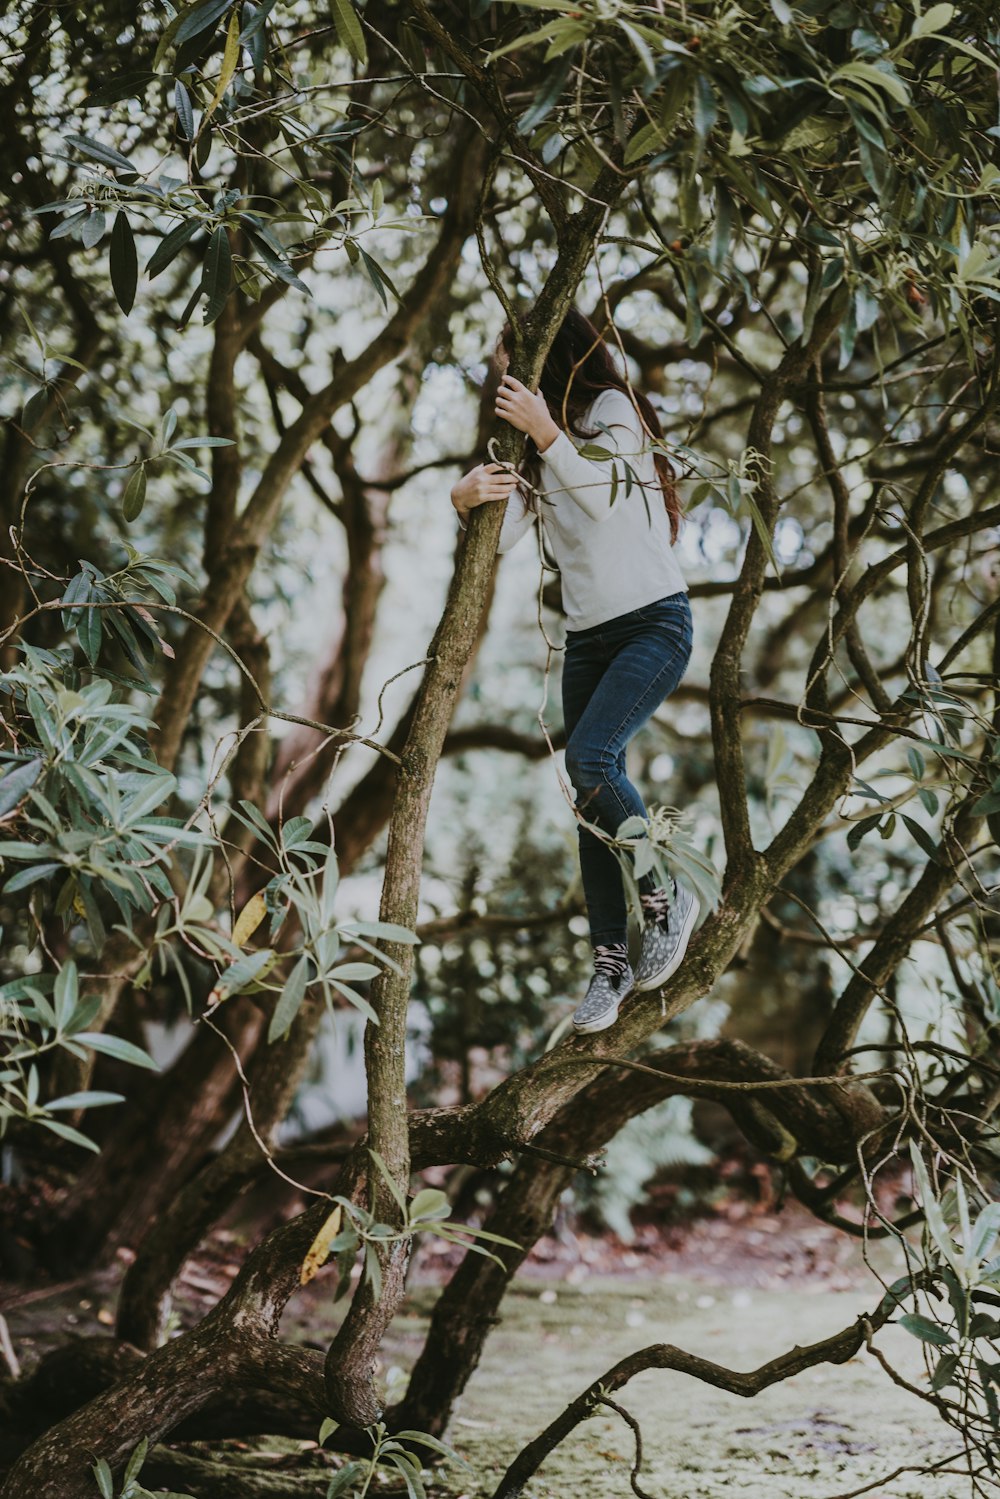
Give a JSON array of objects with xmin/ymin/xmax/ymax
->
[{"xmin": 450, "ymin": 308, "xmax": 696, "ymax": 1034}]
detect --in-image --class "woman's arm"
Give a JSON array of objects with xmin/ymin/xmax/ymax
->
[
  {"xmin": 495, "ymin": 483, "xmax": 536, "ymax": 553},
  {"xmin": 452, "ymin": 461, "xmax": 535, "ymax": 552},
  {"xmin": 456, "ymin": 480, "xmax": 536, "ymax": 553},
  {"xmin": 495, "ymin": 378, "xmax": 647, "ymax": 525},
  {"xmin": 451, "ymin": 460, "xmax": 519, "ymax": 526},
  {"xmin": 536, "ymin": 389, "xmax": 645, "ymax": 524}
]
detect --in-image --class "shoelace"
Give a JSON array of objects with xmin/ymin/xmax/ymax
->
[
  {"xmin": 593, "ymin": 942, "xmax": 628, "ymax": 978},
  {"xmin": 640, "ymin": 881, "xmax": 676, "ymax": 926}
]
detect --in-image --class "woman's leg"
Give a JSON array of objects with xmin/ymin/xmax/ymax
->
[
  {"xmin": 563, "ymin": 600, "xmax": 693, "ymax": 937},
  {"xmin": 561, "ymin": 630, "xmax": 627, "ymax": 948}
]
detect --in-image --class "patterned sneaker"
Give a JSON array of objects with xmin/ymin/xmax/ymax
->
[
  {"xmin": 633, "ymin": 880, "xmax": 698, "ymax": 993},
  {"xmin": 571, "ymin": 943, "xmax": 634, "ymax": 1034}
]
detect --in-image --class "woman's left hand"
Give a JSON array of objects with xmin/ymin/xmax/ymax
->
[{"xmin": 495, "ymin": 375, "xmax": 559, "ymax": 451}]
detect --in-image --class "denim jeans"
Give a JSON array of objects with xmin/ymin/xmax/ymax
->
[{"xmin": 561, "ymin": 591, "xmax": 694, "ymax": 947}]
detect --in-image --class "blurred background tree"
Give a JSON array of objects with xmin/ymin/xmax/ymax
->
[{"xmin": 2, "ymin": 1, "xmax": 1000, "ymax": 1495}]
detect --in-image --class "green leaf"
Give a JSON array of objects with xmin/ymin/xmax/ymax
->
[
  {"xmin": 122, "ymin": 466, "xmax": 147, "ymax": 523},
  {"xmin": 268, "ymin": 953, "xmax": 310, "ymax": 1042},
  {"xmin": 3, "ymin": 863, "xmax": 63, "ymax": 894},
  {"xmin": 46, "ymin": 1091, "xmax": 125, "ymax": 1111},
  {"xmin": 900, "ymin": 814, "xmax": 939, "ymax": 863},
  {"xmin": 358, "ymin": 246, "xmax": 399, "ymax": 308},
  {"xmin": 66, "ymin": 575, "xmax": 100, "ymax": 661},
  {"xmin": 75, "ymin": 1031, "xmax": 159, "ymax": 1070},
  {"xmin": 21, "ymin": 386, "xmax": 49, "ymax": 431},
  {"xmin": 910, "ymin": 1142, "xmax": 966, "ymax": 1280},
  {"xmin": 53, "ymin": 960, "xmax": 79, "ymax": 1031},
  {"xmin": 174, "ymin": 0, "xmax": 234, "ymax": 47},
  {"xmin": 846, "ymin": 813, "xmax": 881, "ymax": 851},
  {"xmin": 147, "ymin": 218, "xmax": 202, "ymax": 278},
  {"xmin": 82, "ymin": 209, "xmax": 107, "ymax": 249},
  {"xmin": 328, "ymin": 962, "xmax": 380, "ymax": 981},
  {"xmin": 40, "ymin": 1117, "xmax": 99, "ymax": 1152},
  {"xmin": 318, "ymin": 1416, "xmax": 338, "ymax": 1446},
  {"xmin": 240, "ymin": 0, "xmax": 280, "ymax": 43},
  {"xmin": 175, "ymin": 80, "xmax": 195, "ymax": 140},
  {"xmin": 325, "ymin": 1462, "xmax": 368, "ymax": 1499},
  {"xmin": 970, "ymin": 1204, "xmax": 1000, "ymax": 1263},
  {"xmin": 693, "ymin": 74, "xmax": 718, "ymax": 143},
  {"xmin": 386, "ymin": 1450, "xmax": 426, "ymax": 1499},
  {"xmin": 201, "ymin": 225, "xmax": 232, "ymax": 323},
  {"xmin": 83, "ymin": 72, "xmax": 156, "ymax": 106},
  {"xmin": 341, "ymin": 919, "xmax": 418, "ymax": 944},
  {"xmin": 110, "ymin": 211, "xmax": 138, "ymax": 315},
  {"xmin": 92, "ymin": 1457, "xmax": 114, "ymax": 1499},
  {"xmin": 392, "ymin": 1430, "xmax": 468, "ymax": 1465},
  {"xmin": 931, "ymin": 1352, "xmax": 960, "ymax": 1391},
  {"xmin": 0, "ymin": 758, "xmax": 44, "ymax": 817},
  {"xmin": 834, "ymin": 60, "xmax": 911, "ymax": 109},
  {"xmin": 363, "ymin": 1242, "xmax": 382, "ymax": 1300},
  {"xmin": 123, "ymin": 1435, "xmax": 149, "ymax": 1484},
  {"xmin": 329, "ymin": 982, "xmax": 379, "ymax": 1024},
  {"xmin": 64, "ymin": 132, "xmax": 134, "ymax": 172},
  {"xmin": 517, "ymin": 52, "xmax": 574, "ymax": 134},
  {"xmin": 624, "ymin": 120, "xmax": 665, "ymax": 165},
  {"xmin": 214, "ymin": 947, "xmax": 277, "ymax": 1002},
  {"xmin": 911, "ymin": 2, "xmax": 955, "ymax": 36},
  {"xmin": 409, "ymin": 1188, "xmax": 450, "ymax": 1223},
  {"xmin": 203, "ymin": 8, "xmax": 242, "ymax": 123},
  {"xmin": 898, "ymin": 1313, "xmax": 954, "ymax": 1346},
  {"xmin": 369, "ymin": 1148, "xmax": 408, "ymax": 1214},
  {"xmin": 331, "ymin": 0, "xmax": 367, "ymax": 65},
  {"xmin": 711, "ymin": 183, "xmax": 733, "ymax": 270}
]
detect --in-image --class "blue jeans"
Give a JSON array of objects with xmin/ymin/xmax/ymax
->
[{"xmin": 561, "ymin": 592, "xmax": 693, "ymax": 947}]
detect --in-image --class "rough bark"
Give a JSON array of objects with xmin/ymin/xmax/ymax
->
[
  {"xmin": 113, "ymin": 990, "xmax": 326, "ymax": 1350},
  {"xmin": 390, "ymin": 1036, "xmax": 865, "ymax": 1436},
  {"xmin": 138, "ymin": 1450, "xmax": 335, "ymax": 1499},
  {"xmin": 321, "ymin": 160, "xmax": 631, "ymax": 1426},
  {"xmin": 0, "ymin": 1008, "xmax": 893, "ymax": 1498}
]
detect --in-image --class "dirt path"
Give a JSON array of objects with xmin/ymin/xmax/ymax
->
[{"xmin": 3, "ymin": 1204, "xmax": 965, "ymax": 1497}]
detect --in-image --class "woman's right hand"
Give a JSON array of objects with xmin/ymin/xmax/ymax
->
[{"xmin": 450, "ymin": 462, "xmax": 519, "ymax": 522}]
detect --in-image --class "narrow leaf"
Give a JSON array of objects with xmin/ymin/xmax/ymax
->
[{"xmin": 122, "ymin": 465, "xmax": 147, "ymax": 522}]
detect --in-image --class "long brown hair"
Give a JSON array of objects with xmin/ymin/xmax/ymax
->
[{"xmin": 497, "ymin": 307, "xmax": 682, "ymax": 542}]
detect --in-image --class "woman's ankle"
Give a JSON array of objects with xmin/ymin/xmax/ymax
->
[{"xmin": 591, "ymin": 939, "xmax": 628, "ymax": 974}]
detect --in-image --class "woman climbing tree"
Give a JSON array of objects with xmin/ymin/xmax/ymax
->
[{"xmin": 450, "ymin": 308, "xmax": 697, "ymax": 1033}]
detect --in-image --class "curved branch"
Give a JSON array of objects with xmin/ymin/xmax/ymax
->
[
  {"xmin": 708, "ymin": 292, "xmax": 846, "ymax": 883},
  {"xmin": 491, "ymin": 1300, "xmax": 896, "ymax": 1499}
]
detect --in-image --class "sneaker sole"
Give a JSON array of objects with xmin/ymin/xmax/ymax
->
[{"xmin": 633, "ymin": 900, "xmax": 699, "ymax": 993}]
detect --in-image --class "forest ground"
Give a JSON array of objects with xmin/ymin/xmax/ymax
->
[{"xmin": 2, "ymin": 1192, "xmax": 961, "ymax": 1499}]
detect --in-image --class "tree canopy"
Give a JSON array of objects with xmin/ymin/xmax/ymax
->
[{"xmin": 1, "ymin": 2, "xmax": 1000, "ymax": 1496}]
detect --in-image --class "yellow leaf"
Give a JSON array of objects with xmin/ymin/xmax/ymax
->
[
  {"xmin": 301, "ymin": 1205, "xmax": 342, "ymax": 1285},
  {"xmin": 203, "ymin": 8, "xmax": 241, "ymax": 126},
  {"xmin": 232, "ymin": 890, "xmax": 267, "ymax": 947}
]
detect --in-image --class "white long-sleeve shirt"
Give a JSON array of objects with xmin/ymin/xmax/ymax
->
[{"xmin": 462, "ymin": 386, "xmax": 687, "ymax": 631}]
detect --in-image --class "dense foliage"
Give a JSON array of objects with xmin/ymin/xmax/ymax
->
[{"xmin": 1, "ymin": 2, "xmax": 1000, "ymax": 1496}]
